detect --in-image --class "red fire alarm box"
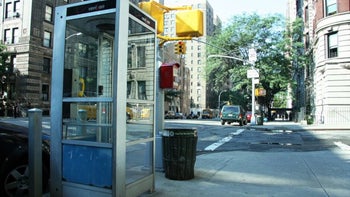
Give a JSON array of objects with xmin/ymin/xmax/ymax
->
[{"xmin": 160, "ymin": 62, "xmax": 180, "ymax": 89}]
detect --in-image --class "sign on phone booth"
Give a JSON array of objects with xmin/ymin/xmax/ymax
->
[{"xmin": 51, "ymin": 1, "xmax": 157, "ymax": 196}]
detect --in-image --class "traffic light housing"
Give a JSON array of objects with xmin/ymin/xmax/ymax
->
[{"xmin": 174, "ymin": 41, "xmax": 186, "ymax": 54}]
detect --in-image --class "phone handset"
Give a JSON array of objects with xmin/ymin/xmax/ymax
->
[{"xmin": 78, "ymin": 78, "xmax": 85, "ymax": 97}]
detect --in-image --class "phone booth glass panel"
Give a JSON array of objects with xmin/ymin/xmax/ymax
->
[{"xmin": 51, "ymin": 1, "xmax": 156, "ymax": 197}]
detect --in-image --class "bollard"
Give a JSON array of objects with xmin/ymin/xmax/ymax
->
[{"xmin": 28, "ymin": 108, "xmax": 42, "ymax": 197}]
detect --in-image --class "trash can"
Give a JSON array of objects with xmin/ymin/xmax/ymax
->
[
  {"xmin": 256, "ymin": 115, "xmax": 263, "ymax": 125},
  {"xmin": 162, "ymin": 128, "xmax": 197, "ymax": 180}
]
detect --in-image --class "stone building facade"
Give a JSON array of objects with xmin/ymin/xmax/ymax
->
[
  {"xmin": 312, "ymin": 0, "xmax": 350, "ymax": 125},
  {"xmin": 0, "ymin": 0, "xmax": 84, "ymax": 115}
]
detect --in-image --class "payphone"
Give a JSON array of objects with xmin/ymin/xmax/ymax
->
[{"xmin": 51, "ymin": 1, "xmax": 156, "ymax": 196}]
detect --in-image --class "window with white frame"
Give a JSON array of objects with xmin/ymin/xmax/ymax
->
[
  {"xmin": 14, "ymin": 0, "xmax": 21, "ymax": 15},
  {"xmin": 4, "ymin": 29, "xmax": 11, "ymax": 43},
  {"xmin": 325, "ymin": 0, "xmax": 337, "ymax": 16},
  {"xmin": 5, "ymin": 0, "xmax": 21, "ymax": 19},
  {"xmin": 4, "ymin": 28, "xmax": 19, "ymax": 44},
  {"xmin": 13, "ymin": 28, "xmax": 19, "ymax": 44},
  {"xmin": 5, "ymin": 2, "xmax": 13, "ymax": 19},
  {"xmin": 327, "ymin": 32, "xmax": 338, "ymax": 58}
]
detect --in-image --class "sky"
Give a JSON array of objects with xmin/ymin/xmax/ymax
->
[{"xmin": 207, "ymin": 0, "xmax": 288, "ymax": 24}]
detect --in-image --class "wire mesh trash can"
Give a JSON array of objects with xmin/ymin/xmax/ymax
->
[
  {"xmin": 256, "ymin": 115, "xmax": 263, "ymax": 125},
  {"xmin": 162, "ymin": 128, "xmax": 198, "ymax": 180}
]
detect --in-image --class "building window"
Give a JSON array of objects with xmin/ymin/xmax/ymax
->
[
  {"xmin": 325, "ymin": 0, "xmax": 337, "ymax": 16},
  {"xmin": 138, "ymin": 81, "xmax": 147, "ymax": 100},
  {"xmin": 78, "ymin": 43, "xmax": 87, "ymax": 57},
  {"xmin": 13, "ymin": 28, "xmax": 19, "ymax": 44},
  {"xmin": 5, "ymin": 2, "xmax": 13, "ymax": 19},
  {"xmin": 43, "ymin": 31, "xmax": 52, "ymax": 47},
  {"xmin": 327, "ymin": 32, "xmax": 338, "ymax": 58},
  {"xmin": 4, "ymin": 29, "xmax": 11, "ymax": 43},
  {"xmin": 4, "ymin": 28, "xmax": 19, "ymax": 44},
  {"xmin": 5, "ymin": 1, "xmax": 21, "ymax": 19},
  {"xmin": 137, "ymin": 46, "xmax": 146, "ymax": 67},
  {"xmin": 14, "ymin": 0, "xmax": 21, "ymax": 15},
  {"xmin": 45, "ymin": 5, "xmax": 53, "ymax": 22},
  {"xmin": 304, "ymin": 6, "xmax": 309, "ymax": 29},
  {"xmin": 42, "ymin": 84, "xmax": 49, "ymax": 101},
  {"xmin": 305, "ymin": 32, "xmax": 310, "ymax": 49},
  {"xmin": 43, "ymin": 57, "xmax": 51, "ymax": 73}
]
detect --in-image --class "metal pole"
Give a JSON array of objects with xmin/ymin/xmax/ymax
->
[
  {"xmin": 218, "ymin": 90, "xmax": 226, "ymax": 116},
  {"xmin": 28, "ymin": 108, "xmax": 42, "ymax": 197},
  {"xmin": 251, "ymin": 77, "xmax": 256, "ymax": 125}
]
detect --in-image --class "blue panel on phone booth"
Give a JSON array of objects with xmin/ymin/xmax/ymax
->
[{"xmin": 63, "ymin": 144, "xmax": 112, "ymax": 188}]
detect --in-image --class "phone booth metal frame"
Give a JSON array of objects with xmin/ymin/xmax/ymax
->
[{"xmin": 50, "ymin": 1, "xmax": 156, "ymax": 196}]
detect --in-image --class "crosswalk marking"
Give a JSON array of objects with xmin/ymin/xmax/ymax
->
[
  {"xmin": 204, "ymin": 129, "xmax": 245, "ymax": 151},
  {"xmin": 334, "ymin": 141, "xmax": 350, "ymax": 151}
]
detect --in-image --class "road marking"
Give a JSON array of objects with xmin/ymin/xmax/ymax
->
[
  {"xmin": 334, "ymin": 141, "xmax": 350, "ymax": 151},
  {"xmin": 204, "ymin": 129, "xmax": 245, "ymax": 151}
]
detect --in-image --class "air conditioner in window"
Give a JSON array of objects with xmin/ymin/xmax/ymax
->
[{"xmin": 13, "ymin": 12, "xmax": 20, "ymax": 18}]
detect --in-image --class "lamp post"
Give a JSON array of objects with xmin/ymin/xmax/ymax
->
[
  {"xmin": 65, "ymin": 32, "xmax": 82, "ymax": 40},
  {"xmin": 218, "ymin": 90, "xmax": 226, "ymax": 112},
  {"xmin": 208, "ymin": 52, "xmax": 258, "ymax": 124}
]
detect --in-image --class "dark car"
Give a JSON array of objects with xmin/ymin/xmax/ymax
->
[
  {"xmin": 0, "ymin": 122, "xmax": 50, "ymax": 197},
  {"xmin": 220, "ymin": 105, "xmax": 247, "ymax": 126}
]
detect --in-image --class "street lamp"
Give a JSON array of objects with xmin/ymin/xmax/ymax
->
[
  {"xmin": 218, "ymin": 90, "xmax": 226, "ymax": 112},
  {"xmin": 65, "ymin": 32, "xmax": 82, "ymax": 40},
  {"xmin": 208, "ymin": 52, "xmax": 258, "ymax": 124}
]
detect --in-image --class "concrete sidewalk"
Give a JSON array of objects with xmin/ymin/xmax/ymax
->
[
  {"xmin": 143, "ymin": 150, "xmax": 350, "ymax": 197},
  {"xmin": 142, "ymin": 122, "xmax": 350, "ymax": 197}
]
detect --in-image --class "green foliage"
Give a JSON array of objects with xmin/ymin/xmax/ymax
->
[
  {"xmin": 0, "ymin": 44, "xmax": 10, "ymax": 75},
  {"xmin": 273, "ymin": 91, "xmax": 288, "ymax": 108},
  {"xmin": 206, "ymin": 13, "xmax": 293, "ymax": 110}
]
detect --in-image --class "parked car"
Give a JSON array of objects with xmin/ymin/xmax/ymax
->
[
  {"xmin": 0, "ymin": 122, "xmax": 50, "ymax": 197},
  {"xmin": 246, "ymin": 111, "xmax": 252, "ymax": 123},
  {"xmin": 202, "ymin": 109, "xmax": 213, "ymax": 119},
  {"xmin": 165, "ymin": 111, "xmax": 176, "ymax": 119},
  {"xmin": 175, "ymin": 112, "xmax": 185, "ymax": 119},
  {"xmin": 220, "ymin": 105, "xmax": 247, "ymax": 126},
  {"xmin": 186, "ymin": 113, "xmax": 198, "ymax": 119}
]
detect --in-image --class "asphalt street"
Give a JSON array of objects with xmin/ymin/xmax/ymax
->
[{"xmin": 2, "ymin": 117, "xmax": 350, "ymax": 197}]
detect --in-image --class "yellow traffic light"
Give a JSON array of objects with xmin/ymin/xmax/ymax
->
[
  {"xmin": 174, "ymin": 41, "xmax": 186, "ymax": 54},
  {"xmin": 178, "ymin": 41, "xmax": 186, "ymax": 54},
  {"xmin": 175, "ymin": 42, "xmax": 180, "ymax": 54},
  {"xmin": 176, "ymin": 10, "xmax": 203, "ymax": 37}
]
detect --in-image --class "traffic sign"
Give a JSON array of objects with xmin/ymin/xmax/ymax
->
[
  {"xmin": 247, "ymin": 69, "xmax": 259, "ymax": 78},
  {"xmin": 248, "ymin": 48, "xmax": 257, "ymax": 63}
]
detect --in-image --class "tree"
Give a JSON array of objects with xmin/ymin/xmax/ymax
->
[
  {"xmin": 285, "ymin": 17, "xmax": 308, "ymax": 116},
  {"xmin": 0, "ymin": 44, "xmax": 10, "ymax": 77},
  {"xmin": 206, "ymin": 13, "xmax": 292, "ymax": 112}
]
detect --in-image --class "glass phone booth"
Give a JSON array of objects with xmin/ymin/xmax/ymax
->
[{"xmin": 50, "ymin": 1, "xmax": 156, "ymax": 196}]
